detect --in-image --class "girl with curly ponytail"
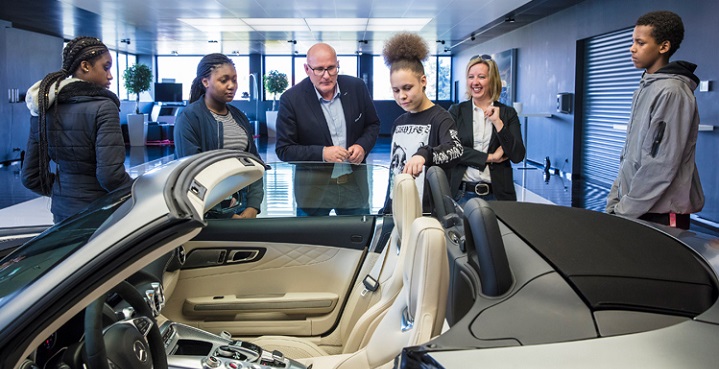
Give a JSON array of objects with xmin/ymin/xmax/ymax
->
[
  {"xmin": 22, "ymin": 36, "xmax": 131, "ymax": 223},
  {"xmin": 382, "ymin": 32, "xmax": 463, "ymax": 213}
]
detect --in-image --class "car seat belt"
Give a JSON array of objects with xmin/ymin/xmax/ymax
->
[{"xmin": 361, "ymin": 237, "xmax": 396, "ymax": 297}]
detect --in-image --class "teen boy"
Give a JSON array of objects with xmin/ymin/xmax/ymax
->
[{"xmin": 606, "ymin": 10, "xmax": 704, "ymax": 230}]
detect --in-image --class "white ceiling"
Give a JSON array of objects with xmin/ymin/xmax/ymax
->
[{"xmin": 1, "ymin": 0, "xmax": 582, "ymax": 55}]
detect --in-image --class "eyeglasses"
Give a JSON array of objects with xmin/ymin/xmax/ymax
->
[
  {"xmin": 308, "ymin": 65, "xmax": 339, "ymax": 76},
  {"xmin": 470, "ymin": 54, "xmax": 492, "ymax": 61}
]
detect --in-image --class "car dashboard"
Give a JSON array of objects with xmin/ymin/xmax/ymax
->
[{"xmin": 161, "ymin": 321, "xmax": 305, "ymax": 369}]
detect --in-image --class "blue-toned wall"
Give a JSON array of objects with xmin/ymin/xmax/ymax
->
[{"xmin": 453, "ymin": 0, "xmax": 719, "ymax": 223}]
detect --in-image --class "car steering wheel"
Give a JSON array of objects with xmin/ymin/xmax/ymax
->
[{"xmin": 84, "ymin": 281, "xmax": 168, "ymax": 369}]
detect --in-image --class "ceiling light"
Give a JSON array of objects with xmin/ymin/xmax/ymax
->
[
  {"xmin": 306, "ymin": 18, "xmax": 368, "ymax": 27},
  {"xmin": 179, "ymin": 17, "xmax": 432, "ymax": 33},
  {"xmin": 367, "ymin": 18, "xmax": 431, "ymax": 32},
  {"xmin": 306, "ymin": 18, "xmax": 368, "ymax": 32},
  {"xmin": 179, "ymin": 18, "xmax": 252, "ymax": 32},
  {"xmin": 242, "ymin": 18, "xmax": 306, "ymax": 26},
  {"xmin": 242, "ymin": 18, "xmax": 309, "ymax": 32},
  {"xmin": 179, "ymin": 18, "xmax": 247, "ymax": 26},
  {"xmin": 505, "ymin": 17, "xmax": 516, "ymax": 23}
]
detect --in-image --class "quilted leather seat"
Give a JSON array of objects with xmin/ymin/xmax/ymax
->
[
  {"xmin": 299, "ymin": 216, "xmax": 449, "ymax": 369},
  {"xmin": 250, "ymin": 174, "xmax": 422, "ymax": 357}
]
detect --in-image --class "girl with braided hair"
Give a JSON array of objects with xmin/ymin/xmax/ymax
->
[
  {"xmin": 382, "ymin": 32, "xmax": 462, "ymax": 213},
  {"xmin": 22, "ymin": 36, "xmax": 131, "ymax": 223},
  {"xmin": 174, "ymin": 53, "xmax": 264, "ymax": 218}
]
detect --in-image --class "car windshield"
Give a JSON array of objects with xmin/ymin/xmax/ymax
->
[
  {"xmin": 258, "ymin": 162, "xmax": 389, "ymax": 217},
  {"xmin": 0, "ymin": 189, "xmax": 132, "ymax": 306}
]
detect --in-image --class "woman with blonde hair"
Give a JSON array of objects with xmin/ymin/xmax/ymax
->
[{"xmin": 448, "ymin": 54, "xmax": 525, "ymax": 203}]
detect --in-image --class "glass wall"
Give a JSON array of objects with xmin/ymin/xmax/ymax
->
[
  {"xmin": 229, "ymin": 56, "xmax": 251, "ymax": 100},
  {"xmin": 142, "ymin": 53, "xmax": 447, "ymax": 103},
  {"xmin": 437, "ymin": 56, "xmax": 452, "ymax": 100},
  {"xmin": 338, "ymin": 55, "xmax": 359, "ymax": 78},
  {"xmin": 155, "ymin": 55, "xmax": 250, "ymax": 102},
  {"xmin": 372, "ymin": 56, "xmax": 392, "ymax": 100},
  {"xmin": 156, "ymin": 56, "xmax": 201, "ymax": 101},
  {"xmin": 264, "ymin": 56, "xmax": 293, "ymax": 105}
]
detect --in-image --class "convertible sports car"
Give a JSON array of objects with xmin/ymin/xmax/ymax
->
[{"xmin": 1, "ymin": 151, "xmax": 718, "ymax": 369}]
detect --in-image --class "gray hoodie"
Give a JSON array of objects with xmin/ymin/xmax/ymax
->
[{"xmin": 606, "ymin": 61, "xmax": 704, "ymax": 218}]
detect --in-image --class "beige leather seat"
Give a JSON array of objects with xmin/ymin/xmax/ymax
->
[
  {"xmin": 250, "ymin": 174, "xmax": 422, "ymax": 357},
  {"xmin": 299, "ymin": 216, "xmax": 449, "ymax": 369}
]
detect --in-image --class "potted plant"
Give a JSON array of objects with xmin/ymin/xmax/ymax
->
[
  {"xmin": 123, "ymin": 63, "xmax": 153, "ymax": 113},
  {"xmin": 263, "ymin": 70, "xmax": 288, "ymax": 137},
  {"xmin": 123, "ymin": 63, "xmax": 153, "ymax": 146}
]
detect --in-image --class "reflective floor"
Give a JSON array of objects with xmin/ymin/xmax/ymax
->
[{"xmin": 4, "ymin": 137, "xmax": 713, "ymax": 237}]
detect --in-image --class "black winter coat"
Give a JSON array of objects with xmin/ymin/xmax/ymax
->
[{"xmin": 22, "ymin": 81, "xmax": 132, "ymax": 222}]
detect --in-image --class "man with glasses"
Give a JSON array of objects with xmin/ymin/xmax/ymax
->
[{"xmin": 276, "ymin": 43, "xmax": 380, "ymax": 216}]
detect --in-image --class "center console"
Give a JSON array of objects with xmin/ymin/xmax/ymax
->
[{"xmin": 161, "ymin": 322, "xmax": 306, "ymax": 369}]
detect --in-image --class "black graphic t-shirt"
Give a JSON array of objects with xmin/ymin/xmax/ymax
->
[{"xmin": 385, "ymin": 104, "xmax": 462, "ymax": 212}]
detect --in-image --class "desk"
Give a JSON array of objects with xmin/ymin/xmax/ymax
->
[{"xmin": 517, "ymin": 113, "xmax": 553, "ymax": 170}]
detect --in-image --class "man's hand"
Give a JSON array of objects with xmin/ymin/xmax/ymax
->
[
  {"xmin": 323, "ymin": 146, "xmax": 350, "ymax": 162},
  {"xmin": 347, "ymin": 144, "xmax": 366, "ymax": 164},
  {"xmin": 402, "ymin": 155, "xmax": 426, "ymax": 177}
]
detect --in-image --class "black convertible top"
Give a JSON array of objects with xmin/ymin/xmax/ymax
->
[{"xmin": 489, "ymin": 202, "xmax": 718, "ymax": 316}]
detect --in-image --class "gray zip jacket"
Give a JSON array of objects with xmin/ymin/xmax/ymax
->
[{"xmin": 606, "ymin": 61, "xmax": 704, "ymax": 218}]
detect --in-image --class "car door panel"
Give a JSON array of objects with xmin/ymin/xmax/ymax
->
[{"xmin": 162, "ymin": 216, "xmax": 376, "ymax": 337}]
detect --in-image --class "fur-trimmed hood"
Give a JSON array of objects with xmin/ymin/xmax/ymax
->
[{"xmin": 26, "ymin": 78, "xmax": 120, "ymax": 116}]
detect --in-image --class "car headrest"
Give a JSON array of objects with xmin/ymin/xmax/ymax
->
[
  {"xmin": 392, "ymin": 174, "xmax": 421, "ymax": 240},
  {"xmin": 425, "ymin": 166, "xmax": 456, "ymax": 224},
  {"xmin": 463, "ymin": 198, "xmax": 513, "ymax": 296}
]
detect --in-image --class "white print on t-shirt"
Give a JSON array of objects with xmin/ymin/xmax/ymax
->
[
  {"xmin": 435, "ymin": 129, "xmax": 462, "ymax": 165},
  {"xmin": 389, "ymin": 124, "xmax": 431, "ymax": 200}
]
